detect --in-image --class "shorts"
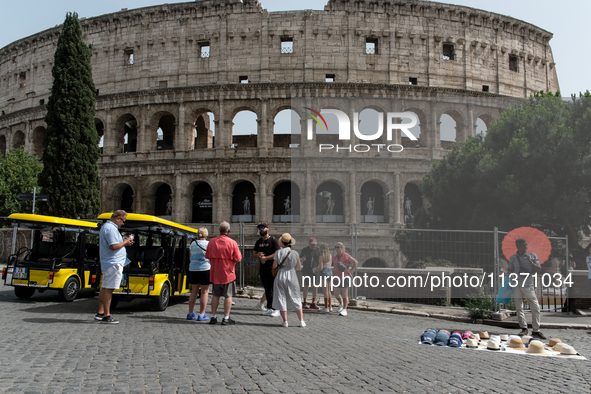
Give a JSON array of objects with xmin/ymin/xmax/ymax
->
[
  {"xmin": 102, "ymin": 264, "xmax": 123, "ymax": 289},
  {"xmin": 212, "ymin": 281, "xmax": 236, "ymax": 298},
  {"xmin": 321, "ymin": 268, "xmax": 333, "ymax": 278},
  {"xmin": 188, "ymin": 270, "xmax": 211, "ymax": 286}
]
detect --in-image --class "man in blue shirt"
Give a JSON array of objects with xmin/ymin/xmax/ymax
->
[{"xmin": 96, "ymin": 210, "xmax": 133, "ymax": 324}]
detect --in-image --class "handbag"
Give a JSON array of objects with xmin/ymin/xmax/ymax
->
[{"xmin": 272, "ymin": 250, "xmax": 291, "ymax": 277}]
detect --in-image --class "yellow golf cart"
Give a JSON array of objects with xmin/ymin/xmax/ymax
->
[
  {"xmin": 97, "ymin": 213, "xmax": 197, "ymax": 311},
  {"xmin": 2, "ymin": 213, "xmax": 101, "ymax": 301}
]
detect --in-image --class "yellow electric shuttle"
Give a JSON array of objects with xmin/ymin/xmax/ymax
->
[
  {"xmin": 97, "ymin": 213, "xmax": 197, "ymax": 311},
  {"xmin": 2, "ymin": 214, "xmax": 101, "ymax": 301}
]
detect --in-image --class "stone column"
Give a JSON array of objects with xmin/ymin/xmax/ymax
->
[
  {"xmin": 303, "ymin": 170, "xmax": 313, "ymax": 224},
  {"xmin": 103, "ymin": 109, "xmax": 115, "ymax": 155},
  {"xmin": 394, "ymin": 173, "xmax": 401, "ymax": 225},
  {"xmin": 133, "ymin": 176, "xmax": 143, "ymax": 214},
  {"xmin": 430, "ymin": 102, "xmax": 440, "ymax": 149},
  {"xmin": 213, "ymin": 171, "xmax": 223, "ymax": 224},
  {"xmin": 177, "ymin": 101, "xmax": 185, "ymax": 151},
  {"xmin": 173, "ymin": 173, "xmax": 183, "ymax": 222},
  {"xmin": 349, "ymin": 171, "xmax": 357, "ymax": 224},
  {"xmin": 467, "ymin": 105, "xmax": 475, "ymax": 139},
  {"xmin": 258, "ymin": 98, "xmax": 271, "ymax": 151},
  {"xmin": 258, "ymin": 171, "xmax": 268, "ymax": 224},
  {"xmin": 137, "ymin": 104, "xmax": 149, "ymax": 153}
]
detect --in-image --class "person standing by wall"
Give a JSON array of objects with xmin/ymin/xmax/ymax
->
[
  {"xmin": 187, "ymin": 227, "xmax": 211, "ymax": 321},
  {"xmin": 252, "ymin": 223, "xmax": 280, "ymax": 317},
  {"xmin": 205, "ymin": 222, "xmax": 242, "ymax": 325},
  {"xmin": 96, "ymin": 210, "xmax": 133, "ymax": 324},
  {"xmin": 315, "ymin": 242, "xmax": 333, "ymax": 313},
  {"xmin": 300, "ymin": 237, "xmax": 319, "ymax": 309},
  {"xmin": 332, "ymin": 242, "xmax": 358, "ymax": 317}
]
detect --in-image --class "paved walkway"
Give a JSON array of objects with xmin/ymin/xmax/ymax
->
[{"xmin": 1, "ymin": 286, "xmax": 591, "ymax": 393}]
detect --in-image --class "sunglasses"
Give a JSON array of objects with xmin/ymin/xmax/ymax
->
[
  {"xmin": 335, "ymin": 246, "xmax": 342, "ymax": 249},
  {"xmin": 118, "ymin": 217, "xmax": 126, "ymax": 223},
  {"xmin": 258, "ymin": 226, "xmax": 266, "ymax": 230}
]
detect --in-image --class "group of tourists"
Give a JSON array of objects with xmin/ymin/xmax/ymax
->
[{"xmin": 96, "ymin": 211, "xmax": 357, "ymax": 327}]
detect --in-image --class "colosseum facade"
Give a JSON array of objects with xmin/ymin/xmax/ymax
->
[{"xmin": 0, "ymin": 0, "xmax": 559, "ymax": 267}]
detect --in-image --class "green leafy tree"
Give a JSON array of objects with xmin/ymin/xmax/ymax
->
[
  {"xmin": 39, "ymin": 12, "xmax": 101, "ymax": 219},
  {"xmin": 416, "ymin": 92, "xmax": 591, "ymax": 263},
  {"xmin": 0, "ymin": 148, "xmax": 43, "ymax": 218}
]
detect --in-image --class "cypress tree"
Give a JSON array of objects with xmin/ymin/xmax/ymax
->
[{"xmin": 40, "ymin": 12, "xmax": 101, "ymax": 219}]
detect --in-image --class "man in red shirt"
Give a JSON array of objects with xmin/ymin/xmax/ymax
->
[{"xmin": 205, "ymin": 221, "xmax": 242, "ymax": 325}]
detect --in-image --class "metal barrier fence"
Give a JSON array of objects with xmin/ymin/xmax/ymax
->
[{"xmin": 1, "ymin": 221, "xmax": 569, "ymax": 310}]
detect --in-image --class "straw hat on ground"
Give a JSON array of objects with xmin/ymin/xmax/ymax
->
[{"xmin": 526, "ymin": 340, "xmax": 551, "ymax": 356}]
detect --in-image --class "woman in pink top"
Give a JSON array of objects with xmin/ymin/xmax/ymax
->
[{"xmin": 332, "ymin": 242, "xmax": 358, "ymax": 316}]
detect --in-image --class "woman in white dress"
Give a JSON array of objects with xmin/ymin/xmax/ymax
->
[{"xmin": 272, "ymin": 233, "xmax": 306, "ymax": 328}]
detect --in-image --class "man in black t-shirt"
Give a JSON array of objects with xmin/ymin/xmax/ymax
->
[
  {"xmin": 300, "ymin": 237, "xmax": 320, "ymax": 309},
  {"xmin": 252, "ymin": 223, "xmax": 280, "ymax": 316}
]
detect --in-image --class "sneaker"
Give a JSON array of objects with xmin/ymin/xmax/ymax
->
[
  {"xmin": 94, "ymin": 313, "xmax": 104, "ymax": 321},
  {"xmin": 518, "ymin": 328, "xmax": 529, "ymax": 337},
  {"xmin": 302, "ymin": 302, "xmax": 309, "ymax": 309},
  {"xmin": 186, "ymin": 312, "xmax": 198, "ymax": 320},
  {"xmin": 309, "ymin": 303, "xmax": 319, "ymax": 310},
  {"xmin": 319, "ymin": 307, "xmax": 330, "ymax": 313},
  {"xmin": 232, "ymin": 301, "xmax": 236, "ymax": 305},
  {"xmin": 101, "ymin": 315, "xmax": 119, "ymax": 324},
  {"xmin": 337, "ymin": 305, "xmax": 344, "ymax": 313},
  {"xmin": 209, "ymin": 317, "xmax": 218, "ymax": 325},
  {"xmin": 329, "ymin": 307, "xmax": 333, "ymax": 312},
  {"xmin": 256, "ymin": 302, "xmax": 267, "ymax": 312},
  {"xmin": 262, "ymin": 309, "xmax": 274, "ymax": 316},
  {"xmin": 269, "ymin": 310, "xmax": 280, "ymax": 317},
  {"xmin": 532, "ymin": 331, "xmax": 547, "ymax": 340},
  {"xmin": 281, "ymin": 321, "xmax": 289, "ymax": 327},
  {"xmin": 196, "ymin": 314, "xmax": 210, "ymax": 321},
  {"xmin": 221, "ymin": 317, "xmax": 236, "ymax": 326},
  {"xmin": 339, "ymin": 309, "xmax": 348, "ymax": 316},
  {"xmin": 300, "ymin": 321, "xmax": 307, "ymax": 327}
]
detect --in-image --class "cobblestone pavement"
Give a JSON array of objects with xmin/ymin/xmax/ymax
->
[{"xmin": 1, "ymin": 286, "xmax": 591, "ymax": 394}]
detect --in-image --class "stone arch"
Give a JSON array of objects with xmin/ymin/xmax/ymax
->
[
  {"xmin": 32, "ymin": 126, "xmax": 45, "ymax": 158},
  {"xmin": 316, "ymin": 180, "xmax": 344, "ymax": 223},
  {"xmin": 12, "ymin": 130, "xmax": 25, "ymax": 150},
  {"xmin": 363, "ymin": 258, "xmax": 386, "ymax": 267},
  {"xmin": 192, "ymin": 181, "xmax": 213, "ymax": 223},
  {"xmin": 231, "ymin": 109, "xmax": 258, "ymax": 148},
  {"xmin": 273, "ymin": 108, "xmax": 301, "ymax": 148},
  {"xmin": 439, "ymin": 109, "xmax": 465, "ymax": 145},
  {"xmin": 357, "ymin": 107, "xmax": 388, "ymax": 145},
  {"xmin": 273, "ymin": 181, "xmax": 300, "ymax": 223},
  {"xmin": 109, "ymin": 183, "xmax": 135, "ymax": 213},
  {"xmin": 144, "ymin": 181, "xmax": 173, "ymax": 217},
  {"xmin": 231, "ymin": 180, "xmax": 256, "ymax": 222},
  {"xmin": 115, "ymin": 114, "xmax": 138, "ymax": 153},
  {"xmin": 475, "ymin": 113, "xmax": 495, "ymax": 137},
  {"xmin": 0, "ymin": 135, "xmax": 6, "ymax": 156},
  {"xmin": 149, "ymin": 111, "xmax": 176, "ymax": 151},
  {"xmin": 95, "ymin": 118, "xmax": 105, "ymax": 154},
  {"xmin": 360, "ymin": 181, "xmax": 385, "ymax": 223},
  {"xmin": 403, "ymin": 182, "xmax": 423, "ymax": 224},
  {"xmin": 311, "ymin": 104, "xmax": 347, "ymax": 147},
  {"xmin": 191, "ymin": 109, "xmax": 215, "ymax": 150},
  {"xmin": 400, "ymin": 107, "xmax": 426, "ymax": 146}
]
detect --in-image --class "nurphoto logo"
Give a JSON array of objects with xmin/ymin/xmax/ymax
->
[{"xmin": 302, "ymin": 107, "xmax": 418, "ymax": 153}]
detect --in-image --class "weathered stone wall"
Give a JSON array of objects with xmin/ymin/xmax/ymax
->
[{"xmin": 0, "ymin": 0, "xmax": 561, "ymax": 268}]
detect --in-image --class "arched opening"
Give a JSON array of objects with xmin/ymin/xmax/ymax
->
[
  {"xmin": 363, "ymin": 258, "xmax": 386, "ymax": 268},
  {"xmin": 273, "ymin": 181, "xmax": 300, "ymax": 223},
  {"xmin": 95, "ymin": 119, "xmax": 105, "ymax": 154},
  {"xmin": 476, "ymin": 117, "xmax": 488, "ymax": 137},
  {"xmin": 121, "ymin": 186, "xmax": 134, "ymax": 213},
  {"xmin": 0, "ymin": 135, "xmax": 6, "ymax": 156},
  {"xmin": 194, "ymin": 112, "xmax": 215, "ymax": 149},
  {"xmin": 273, "ymin": 109, "xmax": 301, "ymax": 148},
  {"xmin": 357, "ymin": 108, "xmax": 386, "ymax": 146},
  {"xmin": 232, "ymin": 110, "xmax": 257, "ymax": 148},
  {"xmin": 32, "ymin": 126, "xmax": 45, "ymax": 158},
  {"xmin": 232, "ymin": 181, "xmax": 256, "ymax": 222},
  {"xmin": 316, "ymin": 181, "xmax": 344, "ymax": 223},
  {"xmin": 12, "ymin": 130, "xmax": 25, "ymax": 149},
  {"xmin": 156, "ymin": 114, "xmax": 175, "ymax": 150},
  {"xmin": 192, "ymin": 182, "xmax": 213, "ymax": 223},
  {"xmin": 403, "ymin": 183, "xmax": 423, "ymax": 224},
  {"xmin": 313, "ymin": 108, "xmax": 340, "ymax": 147},
  {"xmin": 155, "ymin": 184, "xmax": 172, "ymax": 218},
  {"xmin": 401, "ymin": 110, "xmax": 422, "ymax": 148},
  {"xmin": 360, "ymin": 181, "xmax": 384, "ymax": 223},
  {"xmin": 118, "ymin": 115, "xmax": 138, "ymax": 153},
  {"xmin": 439, "ymin": 114, "xmax": 457, "ymax": 144}
]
